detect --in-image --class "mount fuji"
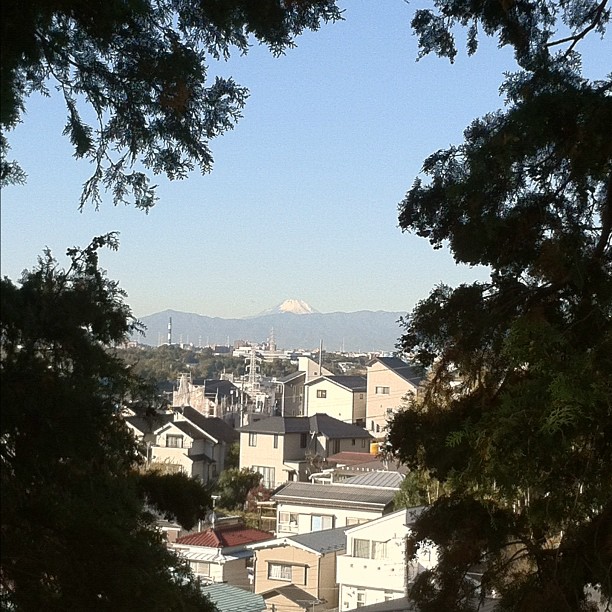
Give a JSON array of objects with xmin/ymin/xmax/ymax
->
[{"xmin": 135, "ymin": 301, "xmax": 405, "ymax": 352}]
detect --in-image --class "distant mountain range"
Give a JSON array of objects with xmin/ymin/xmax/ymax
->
[{"xmin": 134, "ymin": 300, "xmax": 406, "ymax": 352}]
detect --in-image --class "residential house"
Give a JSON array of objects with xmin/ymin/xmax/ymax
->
[
  {"xmin": 366, "ymin": 358, "xmax": 424, "ymax": 437},
  {"xmin": 305, "ymin": 376, "xmax": 367, "ymax": 425},
  {"xmin": 250, "ymin": 526, "xmax": 351, "ymax": 612},
  {"xmin": 276, "ymin": 357, "xmax": 333, "ymax": 417},
  {"xmin": 272, "ymin": 472, "xmax": 401, "ymax": 537},
  {"xmin": 171, "ymin": 521, "xmax": 273, "ymax": 589},
  {"xmin": 336, "ymin": 507, "xmax": 437, "ymax": 610},
  {"xmin": 125, "ymin": 408, "xmax": 238, "ymax": 483},
  {"xmin": 238, "ymin": 414, "xmax": 373, "ymax": 488}
]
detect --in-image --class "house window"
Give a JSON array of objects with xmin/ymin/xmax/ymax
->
[
  {"xmin": 316, "ymin": 389, "xmax": 327, "ymax": 399},
  {"xmin": 332, "ymin": 439, "xmax": 340, "ymax": 454},
  {"xmin": 300, "ymin": 433, "xmax": 308, "ymax": 448},
  {"xmin": 361, "ymin": 439, "xmax": 367, "ymax": 448},
  {"xmin": 311, "ymin": 514, "xmax": 333, "ymax": 531},
  {"xmin": 356, "ymin": 589, "xmax": 366, "ymax": 607},
  {"xmin": 279, "ymin": 512, "xmax": 299, "ymax": 531},
  {"xmin": 248, "ymin": 432, "xmax": 257, "ymax": 447},
  {"xmin": 353, "ymin": 538, "xmax": 370, "ymax": 558},
  {"xmin": 351, "ymin": 438, "xmax": 356, "ymax": 446},
  {"xmin": 273, "ymin": 434, "xmax": 279, "ymax": 449},
  {"xmin": 190, "ymin": 561, "xmax": 210, "ymax": 576},
  {"xmin": 346, "ymin": 517, "xmax": 368, "ymax": 526},
  {"xmin": 359, "ymin": 393, "xmax": 364, "ymax": 399},
  {"xmin": 375, "ymin": 386, "xmax": 390, "ymax": 394},
  {"xmin": 372, "ymin": 540, "xmax": 387, "ymax": 559},
  {"xmin": 166, "ymin": 434, "xmax": 183, "ymax": 448},
  {"xmin": 253, "ymin": 466, "xmax": 275, "ymax": 488},
  {"xmin": 268, "ymin": 563, "xmax": 292, "ymax": 581}
]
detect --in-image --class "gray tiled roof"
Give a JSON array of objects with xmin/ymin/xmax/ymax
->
[
  {"xmin": 200, "ymin": 583, "xmax": 265, "ymax": 612},
  {"xmin": 308, "ymin": 413, "xmax": 372, "ymax": 439},
  {"xmin": 305, "ymin": 375, "xmax": 366, "ymax": 391},
  {"xmin": 288, "ymin": 525, "xmax": 350, "ymax": 554},
  {"xmin": 238, "ymin": 416, "xmax": 310, "ymax": 434},
  {"xmin": 238, "ymin": 414, "xmax": 372, "ymax": 440},
  {"xmin": 272, "ymin": 482, "xmax": 396, "ymax": 509},
  {"xmin": 341, "ymin": 471, "xmax": 404, "ymax": 489},
  {"xmin": 172, "ymin": 420, "xmax": 205, "ymax": 440},
  {"xmin": 125, "ymin": 413, "xmax": 173, "ymax": 434},
  {"xmin": 373, "ymin": 357, "xmax": 425, "ymax": 385},
  {"xmin": 182, "ymin": 406, "xmax": 239, "ymax": 444}
]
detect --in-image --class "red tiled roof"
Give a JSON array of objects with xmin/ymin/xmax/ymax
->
[{"xmin": 176, "ymin": 526, "xmax": 273, "ymax": 548}]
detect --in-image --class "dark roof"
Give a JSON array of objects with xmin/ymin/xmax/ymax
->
[
  {"xmin": 308, "ymin": 413, "xmax": 372, "ymax": 439},
  {"xmin": 182, "ymin": 406, "xmax": 239, "ymax": 444},
  {"xmin": 288, "ymin": 525, "xmax": 350, "ymax": 554},
  {"xmin": 277, "ymin": 371, "xmax": 305, "ymax": 384},
  {"xmin": 187, "ymin": 452, "xmax": 214, "ymax": 463},
  {"xmin": 238, "ymin": 414, "xmax": 372, "ymax": 440},
  {"xmin": 272, "ymin": 482, "xmax": 396, "ymax": 509},
  {"xmin": 200, "ymin": 583, "xmax": 265, "ymax": 612},
  {"xmin": 305, "ymin": 375, "xmax": 366, "ymax": 391},
  {"xmin": 238, "ymin": 416, "xmax": 310, "ymax": 435},
  {"xmin": 373, "ymin": 357, "xmax": 425, "ymax": 385},
  {"xmin": 125, "ymin": 412, "xmax": 173, "ymax": 434},
  {"xmin": 172, "ymin": 420, "xmax": 206, "ymax": 439}
]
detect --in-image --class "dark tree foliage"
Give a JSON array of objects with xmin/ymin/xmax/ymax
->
[
  {"xmin": 389, "ymin": 1, "xmax": 611, "ymax": 610},
  {"xmin": 214, "ymin": 467, "xmax": 262, "ymax": 510},
  {"xmin": 0, "ymin": 235, "xmax": 214, "ymax": 611},
  {"xmin": 0, "ymin": 0, "xmax": 341, "ymax": 208}
]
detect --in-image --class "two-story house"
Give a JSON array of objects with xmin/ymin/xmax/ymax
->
[
  {"xmin": 305, "ymin": 376, "xmax": 367, "ymax": 425},
  {"xmin": 250, "ymin": 526, "xmax": 351, "ymax": 612},
  {"xmin": 336, "ymin": 507, "xmax": 437, "ymax": 610},
  {"xmin": 238, "ymin": 414, "xmax": 373, "ymax": 488},
  {"xmin": 171, "ymin": 521, "xmax": 274, "ymax": 589},
  {"xmin": 366, "ymin": 357, "xmax": 424, "ymax": 437},
  {"xmin": 272, "ymin": 472, "xmax": 402, "ymax": 537},
  {"xmin": 125, "ymin": 408, "xmax": 238, "ymax": 483},
  {"xmin": 276, "ymin": 357, "xmax": 333, "ymax": 416}
]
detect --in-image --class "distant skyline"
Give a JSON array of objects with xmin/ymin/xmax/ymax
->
[{"xmin": 2, "ymin": 1, "xmax": 609, "ymax": 320}]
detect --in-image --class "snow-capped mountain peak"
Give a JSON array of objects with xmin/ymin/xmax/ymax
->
[
  {"xmin": 260, "ymin": 299, "xmax": 318, "ymax": 315},
  {"xmin": 278, "ymin": 299, "xmax": 317, "ymax": 314}
]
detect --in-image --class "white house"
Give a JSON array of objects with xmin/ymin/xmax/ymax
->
[{"xmin": 336, "ymin": 507, "xmax": 438, "ymax": 610}]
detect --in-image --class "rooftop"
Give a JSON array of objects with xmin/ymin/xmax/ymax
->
[
  {"xmin": 176, "ymin": 525, "xmax": 273, "ymax": 549},
  {"xmin": 272, "ymin": 481, "xmax": 397, "ymax": 509}
]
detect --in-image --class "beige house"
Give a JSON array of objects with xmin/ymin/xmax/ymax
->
[
  {"xmin": 250, "ymin": 526, "xmax": 350, "ymax": 612},
  {"xmin": 366, "ymin": 357, "xmax": 424, "ymax": 437},
  {"xmin": 171, "ymin": 522, "xmax": 273, "ymax": 588},
  {"xmin": 125, "ymin": 407, "xmax": 238, "ymax": 483},
  {"xmin": 336, "ymin": 507, "xmax": 437, "ymax": 610},
  {"xmin": 276, "ymin": 357, "xmax": 333, "ymax": 417},
  {"xmin": 305, "ymin": 376, "xmax": 367, "ymax": 425},
  {"xmin": 272, "ymin": 472, "xmax": 401, "ymax": 537},
  {"xmin": 238, "ymin": 414, "xmax": 372, "ymax": 488}
]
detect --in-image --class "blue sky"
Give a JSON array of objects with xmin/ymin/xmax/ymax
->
[{"xmin": 1, "ymin": 1, "xmax": 609, "ymax": 319}]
